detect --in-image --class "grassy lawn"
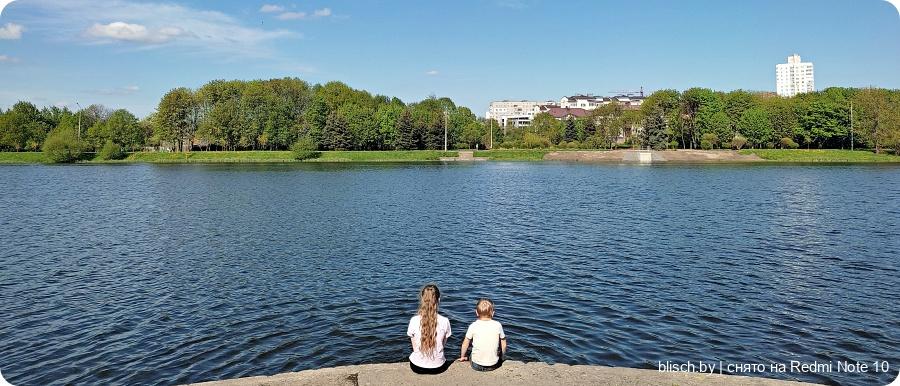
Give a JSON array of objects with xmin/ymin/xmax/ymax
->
[
  {"xmin": 311, "ymin": 150, "xmax": 457, "ymax": 162},
  {"xmin": 9, "ymin": 149, "xmax": 897, "ymax": 164},
  {"xmin": 113, "ymin": 150, "xmax": 457, "ymax": 163},
  {"xmin": 122, "ymin": 151, "xmax": 295, "ymax": 163},
  {"xmin": 474, "ymin": 149, "xmax": 551, "ymax": 161},
  {"xmin": 0, "ymin": 152, "xmax": 46, "ymax": 163},
  {"xmin": 740, "ymin": 149, "xmax": 900, "ymax": 163}
]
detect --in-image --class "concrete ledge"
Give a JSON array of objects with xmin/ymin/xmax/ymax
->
[
  {"xmin": 186, "ymin": 361, "xmax": 819, "ymax": 386},
  {"xmin": 440, "ymin": 150, "xmax": 488, "ymax": 162}
]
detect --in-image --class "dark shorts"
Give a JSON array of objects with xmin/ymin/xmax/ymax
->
[
  {"xmin": 409, "ymin": 360, "xmax": 452, "ymax": 375},
  {"xmin": 471, "ymin": 356, "xmax": 504, "ymax": 372}
]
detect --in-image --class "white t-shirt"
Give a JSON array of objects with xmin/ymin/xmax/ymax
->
[
  {"xmin": 407, "ymin": 314, "xmax": 452, "ymax": 368},
  {"xmin": 465, "ymin": 319, "xmax": 505, "ymax": 366}
]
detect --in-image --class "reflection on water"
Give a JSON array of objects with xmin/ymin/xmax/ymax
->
[{"xmin": 0, "ymin": 163, "xmax": 898, "ymax": 386}]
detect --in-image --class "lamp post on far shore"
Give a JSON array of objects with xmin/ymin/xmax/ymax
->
[
  {"xmin": 850, "ymin": 101, "xmax": 854, "ymax": 151},
  {"xmin": 489, "ymin": 119, "xmax": 493, "ymax": 150},
  {"xmin": 75, "ymin": 101, "xmax": 82, "ymax": 139}
]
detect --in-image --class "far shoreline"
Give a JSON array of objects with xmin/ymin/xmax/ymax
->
[{"xmin": 1, "ymin": 149, "xmax": 899, "ymax": 165}]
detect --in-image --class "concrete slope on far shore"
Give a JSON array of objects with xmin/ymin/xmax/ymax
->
[{"xmin": 186, "ymin": 361, "xmax": 820, "ymax": 386}]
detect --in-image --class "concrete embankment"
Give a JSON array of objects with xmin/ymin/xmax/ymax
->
[
  {"xmin": 543, "ymin": 150, "xmax": 764, "ymax": 163},
  {"xmin": 440, "ymin": 150, "xmax": 488, "ymax": 161},
  {"xmin": 186, "ymin": 361, "xmax": 819, "ymax": 386}
]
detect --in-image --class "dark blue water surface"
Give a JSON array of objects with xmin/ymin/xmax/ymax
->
[{"xmin": 1, "ymin": 163, "xmax": 898, "ymax": 386}]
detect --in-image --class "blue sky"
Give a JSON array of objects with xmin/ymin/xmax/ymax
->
[{"xmin": 0, "ymin": 0, "xmax": 898, "ymax": 117}]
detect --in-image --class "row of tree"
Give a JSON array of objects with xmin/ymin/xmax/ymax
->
[
  {"xmin": 0, "ymin": 79, "xmax": 486, "ymax": 154},
  {"xmin": 1, "ymin": 81, "xmax": 898, "ymax": 154},
  {"xmin": 636, "ymin": 87, "xmax": 900, "ymax": 152},
  {"xmin": 154, "ymin": 78, "xmax": 485, "ymax": 152},
  {"xmin": 0, "ymin": 101, "xmax": 151, "ymax": 157},
  {"xmin": 500, "ymin": 87, "xmax": 900, "ymax": 152},
  {"xmin": 497, "ymin": 103, "xmax": 642, "ymax": 149}
]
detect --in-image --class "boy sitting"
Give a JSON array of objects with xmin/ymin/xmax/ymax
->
[{"xmin": 458, "ymin": 298, "xmax": 507, "ymax": 371}]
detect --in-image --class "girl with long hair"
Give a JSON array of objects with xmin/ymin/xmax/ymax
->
[{"xmin": 407, "ymin": 284, "xmax": 453, "ymax": 374}]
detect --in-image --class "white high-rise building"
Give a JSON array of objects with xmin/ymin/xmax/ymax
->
[{"xmin": 776, "ymin": 54, "xmax": 815, "ymax": 97}]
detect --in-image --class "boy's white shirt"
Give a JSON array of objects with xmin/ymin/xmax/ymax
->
[
  {"xmin": 407, "ymin": 314, "xmax": 451, "ymax": 368},
  {"xmin": 465, "ymin": 319, "xmax": 505, "ymax": 366}
]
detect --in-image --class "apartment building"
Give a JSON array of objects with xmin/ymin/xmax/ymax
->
[{"xmin": 776, "ymin": 54, "xmax": 815, "ymax": 97}]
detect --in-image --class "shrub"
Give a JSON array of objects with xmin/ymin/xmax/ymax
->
[
  {"xmin": 499, "ymin": 140, "xmax": 522, "ymax": 149},
  {"xmin": 291, "ymin": 137, "xmax": 321, "ymax": 160},
  {"xmin": 98, "ymin": 141, "xmax": 127, "ymax": 160},
  {"xmin": 567, "ymin": 141, "xmax": 581, "ymax": 149},
  {"xmin": 779, "ymin": 137, "xmax": 799, "ymax": 149},
  {"xmin": 582, "ymin": 136, "xmax": 606, "ymax": 149},
  {"xmin": 42, "ymin": 129, "xmax": 88, "ymax": 163},
  {"xmin": 731, "ymin": 134, "xmax": 748, "ymax": 150},
  {"xmin": 523, "ymin": 132, "xmax": 551, "ymax": 149},
  {"xmin": 700, "ymin": 133, "xmax": 718, "ymax": 150}
]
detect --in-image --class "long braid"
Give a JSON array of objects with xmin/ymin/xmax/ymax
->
[{"xmin": 418, "ymin": 284, "xmax": 440, "ymax": 357}]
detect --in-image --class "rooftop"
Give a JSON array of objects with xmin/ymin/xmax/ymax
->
[{"xmin": 544, "ymin": 107, "xmax": 590, "ymax": 118}]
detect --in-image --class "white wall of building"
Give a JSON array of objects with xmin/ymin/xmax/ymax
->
[
  {"xmin": 776, "ymin": 54, "xmax": 815, "ymax": 97},
  {"xmin": 559, "ymin": 95, "xmax": 643, "ymax": 110},
  {"xmin": 486, "ymin": 100, "xmax": 555, "ymax": 127},
  {"xmin": 486, "ymin": 95, "xmax": 644, "ymax": 127}
]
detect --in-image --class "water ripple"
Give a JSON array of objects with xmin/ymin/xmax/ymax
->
[{"xmin": 0, "ymin": 163, "xmax": 898, "ymax": 385}]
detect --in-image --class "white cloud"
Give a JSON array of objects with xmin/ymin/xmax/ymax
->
[
  {"xmin": 0, "ymin": 22, "xmax": 24, "ymax": 39},
  {"xmin": 273, "ymin": 7, "xmax": 333, "ymax": 20},
  {"xmin": 259, "ymin": 4, "xmax": 284, "ymax": 13},
  {"xmin": 426, "ymin": 70, "xmax": 439, "ymax": 76},
  {"xmin": 277, "ymin": 11, "xmax": 307, "ymax": 20},
  {"xmin": 0, "ymin": 54, "xmax": 20, "ymax": 63},
  {"xmin": 86, "ymin": 22, "xmax": 184, "ymax": 44},
  {"xmin": 22, "ymin": 0, "xmax": 295, "ymax": 57}
]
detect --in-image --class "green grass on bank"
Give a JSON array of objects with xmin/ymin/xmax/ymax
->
[
  {"xmin": 311, "ymin": 150, "xmax": 456, "ymax": 162},
  {"xmin": 121, "ymin": 150, "xmax": 459, "ymax": 163},
  {"xmin": 740, "ymin": 149, "xmax": 900, "ymax": 163},
  {"xmin": 1, "ymin": 150, "xmax": 458, "ymax": 164},
  {"xmin": 5, "ymin": 149, "xmax": 900, "ymax": 164},
  {"xmin": 123, "ymin": 151, "xmax": 295, "ymax": 163},
  {"xmin": 0, "ymin": 152, "xmax": 46, "ymax": 163},
  {"xmin": 474, "ymin": 149, "xmax": 551, "ymax": 161}
]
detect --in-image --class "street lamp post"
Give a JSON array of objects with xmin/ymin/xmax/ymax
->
[
  {"xmin": 850, "ymin": 101, "xmax": 854, "ymax": 151},
  {"xmin": 489, "ymin": 119, "xmax": 493, "ymax": 150},
  {"xmin": 75, "ymin": 102, "xmax": 82, "ymax": 139}
]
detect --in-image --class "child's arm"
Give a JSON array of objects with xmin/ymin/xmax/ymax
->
[
  {"xmin": 499, "ymin": 323, "xmax": 507, "ymax": 354},
  {"xmin": 458, "ymin": 337, "xmax": 470, "ymax": 361}
]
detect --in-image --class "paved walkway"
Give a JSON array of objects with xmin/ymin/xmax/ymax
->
[
  {"xmin": 187, "ymin": 361, "xmax": 819, "ymax": 386},
  {"xmin": 440, "ymin": 150, "xmax": 488, "ymax": 161}
]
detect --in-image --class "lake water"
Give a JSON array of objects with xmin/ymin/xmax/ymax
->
[{"xmin": 1, "ymin": 163, "xmax": 898, "ymax": 386}]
